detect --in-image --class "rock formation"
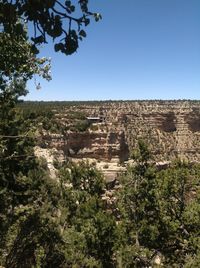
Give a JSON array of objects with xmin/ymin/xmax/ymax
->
[
  {"xmin": 38, "ymin": 100, "xmax": 200, "ymax": 163},
  {"xmin": 39, "ymin": 130, "xmax": 129, "ymax": 162}
]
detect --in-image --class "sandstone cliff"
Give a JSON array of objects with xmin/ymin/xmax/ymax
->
[
  {"xmin": 39, "ymin": 130, "xmax": 129, "ymax": 162},
  {"xmin": 38, "ymin": 100, "xmax": 200, "ymax": 162}
]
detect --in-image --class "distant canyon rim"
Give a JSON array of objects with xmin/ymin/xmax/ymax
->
[
  {"xmin": 36, "ymin": 100, "xmax": 200, "ymax": 159},
  {"xmin": 33, "ymin": 100, "xmax": 200, "ymax": 179}
]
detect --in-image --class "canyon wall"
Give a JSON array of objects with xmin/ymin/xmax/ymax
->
[
  {"xmin": 40, "ymin": 131, "xmax": 129, "ymax": 162},
  {"xmin": 40, "ymin": 101, "xmax": 200, "ymax": 162}
]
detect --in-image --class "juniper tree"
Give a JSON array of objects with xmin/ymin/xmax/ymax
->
[{"xmin": 115, "ymin": 142, "xmax": 200, "ymax": 267}]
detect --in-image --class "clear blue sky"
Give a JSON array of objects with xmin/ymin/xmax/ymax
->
[{"xmin": 26, "ymin": 0, "xmax": 200, "ymax": 101}]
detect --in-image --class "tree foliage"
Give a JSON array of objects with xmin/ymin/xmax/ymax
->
[
  {"xmin": 115, "ymin": 143, "xmax": 200, "ymax": 267},
  {"xmin": 0, "ymin": 31, "xmax": 51, "ymax": 82},
  {"xmin": 0, "ymin": 0, "xmax": 102, "ymax": 55}
]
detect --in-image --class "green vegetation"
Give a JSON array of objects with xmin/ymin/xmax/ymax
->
[
  {"xmin": 0, "ymin": 157, "xmax": 116, "ymax": 266},
  {"xmin": 115, "ymin": 141, "xmax": 200, "ymax": 267},
  {"xmin": 1, "ymin": 0, "xmax": 101, "ymax": 56},
  {"xmin": 17, "ymin": 103, "xmax": 92, "ymax": 134},
  {"xmin": 71, "ymin": 120, "xmax": 91, "ymax": 132},
  {"xmin": 103, "ymin": 164, "xmax": 109, "ymax": 169},
  {"xmin": 1, "ymin": 100, "xmax": 200, "ymax": 267},
  {"xmin": 1, "ymin": 2, "xmax": 200, "ymax": 267}
]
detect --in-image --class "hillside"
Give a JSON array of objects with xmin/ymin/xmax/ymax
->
[{"xmin": 20, "ymin": 100, "xmax": 200, "ymax": 163}]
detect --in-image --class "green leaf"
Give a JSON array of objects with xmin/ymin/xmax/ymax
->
[
  {"xmin": 84, "ymin": 18, "xmax": 90, "ymax": 27},
  {"xmin": 54, "ymin": 43, "xmax": 63, "ymax": 52},
  {"xmin": 31, "ymin": 35, "xmax": 44, "ymax": 44},
  {"xmin": 94, "ymin": 13, "xmax": 102, "ymax": 22},
  {"xmin": 70, "ymin": 5, "xmax": 75, "ymax": 12},
  {"xmin": 65, "ymin": 1, "xmax": 71, "ymax": 7},
  {"xmin": 79, "ymin": 30, "xmax": 86, "ymax": 38}
]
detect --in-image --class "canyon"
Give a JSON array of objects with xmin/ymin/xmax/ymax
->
[{"xmin": 37, "ymin": 100, "xmax": 200, "ymax": 164}]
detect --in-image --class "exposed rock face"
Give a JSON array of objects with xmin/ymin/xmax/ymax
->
[
  {"xmin": 40, "ymin": 130, "xmax": 129, "ymax": 162},
  {"xmin": 142, "ymin": 112, "xmax": 177, "ymax": 132},
  {"xmin": 117, "ymin": 101, "xmax": 200, "ymax": 161},
  {"xmin": 39, "ymin": 100, "xmax": 200, "ymax": 162}
]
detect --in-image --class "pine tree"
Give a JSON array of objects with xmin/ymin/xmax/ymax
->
[
  {"xmin": 115, "ymin": 141, "xmax": 200, "ymax": 267},
  {"xmin": 115, "ymin": 140, "xmax": 159, "ymax": 267}
]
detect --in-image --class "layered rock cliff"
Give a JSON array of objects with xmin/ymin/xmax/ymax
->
[
  {"xmin": 38, "ymin": 100, "xmax": 200, "ymax": 162},
  {"xmin": 39, "ymin": 130, "xmax": 129, "ymax": 162}
]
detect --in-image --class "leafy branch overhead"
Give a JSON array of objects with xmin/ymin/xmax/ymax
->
[{"xmin": 0, "ymin": 0, "xmax": 102, "ymax": 55}]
